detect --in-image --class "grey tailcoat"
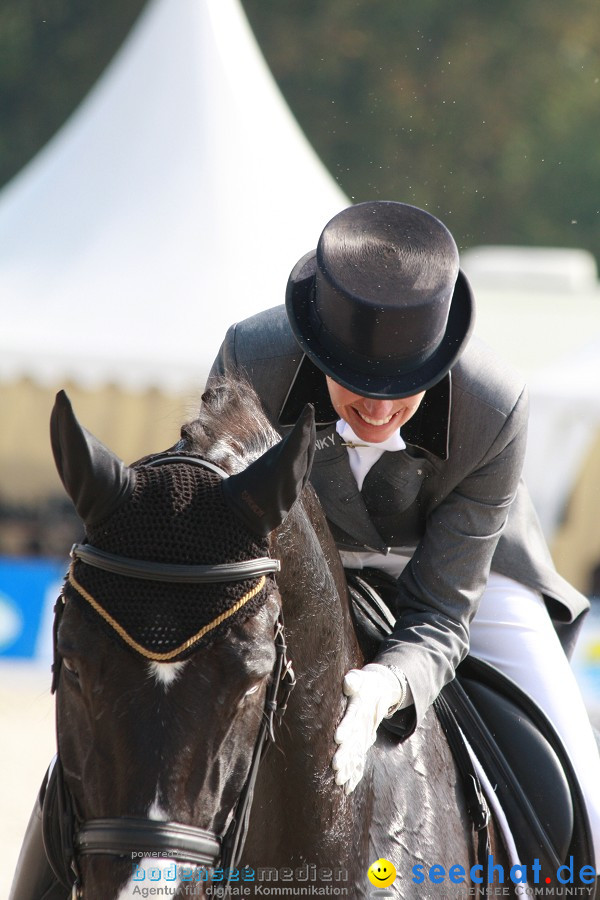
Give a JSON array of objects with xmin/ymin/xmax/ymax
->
[{"xmin": 208, "ymin": 305, "xmax": 587, "ymax": 729}]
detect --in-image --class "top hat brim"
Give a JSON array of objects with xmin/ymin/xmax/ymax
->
[{"xmin": 285, "ymin": 250, "xmax": 475, "ymax": 399}]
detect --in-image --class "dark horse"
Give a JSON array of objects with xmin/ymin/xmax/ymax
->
[{"xmin": 16, "ymin": 378, "xmax": 510, "ymax": 899}]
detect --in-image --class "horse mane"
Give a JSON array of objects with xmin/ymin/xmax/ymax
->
[{"xmin": 180, "ymin": 375, "xmax": 280, "ymax": 473}]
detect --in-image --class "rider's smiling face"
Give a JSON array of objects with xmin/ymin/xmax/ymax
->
[{"xmin": 326, "ymin": 377, "xmax": 425, "ymax": 443}]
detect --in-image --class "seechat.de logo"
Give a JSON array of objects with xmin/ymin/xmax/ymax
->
[{"xmin": 367, "ymin": 858, "xmax": 397, "ymax": 888}]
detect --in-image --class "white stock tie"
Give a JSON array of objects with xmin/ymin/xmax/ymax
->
[{"xmin": 335, "ymin": 420, "xmax": 406, "ymax": 491}]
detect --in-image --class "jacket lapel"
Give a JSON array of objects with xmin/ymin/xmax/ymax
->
[
  {"xmin": 310, "ymin": 424, "xmax": 388, "ymax": 552},
  {"xmin": 401, "ymin": 375, "xmax": 451, "ymax": 460}
]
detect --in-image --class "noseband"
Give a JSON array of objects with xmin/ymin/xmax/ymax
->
[{"xmin": 49, "ymin": 454, "xmax": 296, "ymax": 898}]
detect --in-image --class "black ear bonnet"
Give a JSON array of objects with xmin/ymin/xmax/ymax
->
[
  {"xmin": 66, "ymin": 459, "xmax": 274, "ymax": 659},
  {"xmin": 51, "ymin": 391, "xmax": 315, "ymax": 661}
]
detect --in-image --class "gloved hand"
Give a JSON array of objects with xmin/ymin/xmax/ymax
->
[{"xmin": 332, "ymin": 663, "xmax": 406, "ymax": 794}]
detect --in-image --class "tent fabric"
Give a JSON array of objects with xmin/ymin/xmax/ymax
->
[
  {"xmin": 0, "ymin": 379, "xmax": 192, "ymax": 504},
  {"xmin": 524, "ymin": 340, "xmax": 600, "ymax": 538},
  {"xmin": 461, "ymin": 261, "xmax": 600, "ymax": 548},
  {"xmin": 551, "ymin": 429, "xmax": 600, "ymax": 593},
  {"xmin": 0, "ymin": 0, "xmax": 347, "ymax": 391}
]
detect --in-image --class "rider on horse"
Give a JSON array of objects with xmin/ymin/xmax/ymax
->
[
  {"xmin": 8, "ymin": 200, "xmax": 599, "ymax": 899},
  {"xmin": 208, "ymin": 200, "xmax": 600, "ymax": 869}
]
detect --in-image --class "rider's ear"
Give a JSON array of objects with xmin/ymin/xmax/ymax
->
[
  {"xmin": 222, "ymin": 404, "xmax": 315, "ymax": 537},
  {"xmin": 50, "ymin": 390, "xmax": 135, "ymax": 526}
]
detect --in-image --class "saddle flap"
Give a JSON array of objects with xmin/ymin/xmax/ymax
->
[
  {"xmin": 455, "ymin": 673, "xmax": 573, "ymax": 865},
  {"xmin": 456, "ymin": 656, "xmax": 595, "ymax": 881}
]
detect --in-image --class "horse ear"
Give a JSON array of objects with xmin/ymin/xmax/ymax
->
[
  {"xmin": 50, "ymin": 390, "xmax": 135, "ymax": 526},
  {"xmin": 222, "ymin": 404, "xmax": 316, "ymax": 537}
]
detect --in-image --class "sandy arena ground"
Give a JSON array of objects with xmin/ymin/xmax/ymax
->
[{"xmin": 1, "ymin": 661, "xmax": 56, "ymax": 899}]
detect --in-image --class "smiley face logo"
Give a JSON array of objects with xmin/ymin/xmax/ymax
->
[{"xmin": 367, "ymin": 858, "xmax": 397, "ymax": 887}]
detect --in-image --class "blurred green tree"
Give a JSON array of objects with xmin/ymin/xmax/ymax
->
[
  {"xmin": 241, "ymin": 0, "xmax": 600, "ymax": 255},
  {"xmin": 0, "ymin": 0, "xmax": 599, "ymax": 258},
  {"xmin": 0, "ymin": 0, "xmax": 145, "ymax": 188}
]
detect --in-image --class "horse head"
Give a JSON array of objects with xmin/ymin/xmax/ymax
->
[{"xmin": 49, "ymin": 382, "xmax": 325, "ymax": 899}]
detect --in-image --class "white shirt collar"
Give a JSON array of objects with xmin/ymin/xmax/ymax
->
[{"xmin": 335, "ymin": 420, "xmax": 406, "ymax": 490}]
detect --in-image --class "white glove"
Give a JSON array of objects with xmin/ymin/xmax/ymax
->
[{"xmin": 332, "ymin": 663, "xmax": 406, "ymax": 794}]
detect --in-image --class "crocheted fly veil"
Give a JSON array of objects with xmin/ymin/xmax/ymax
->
[
  {"xmin": 68, "ymin": 462, "xmax": 273, "ymax": 660},
  {"xmin": 51, "ymin": 391, "xmax": 316, "ymax": 662}
]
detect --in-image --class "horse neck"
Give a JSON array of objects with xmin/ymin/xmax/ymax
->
[
  {"xmin": 276, "ymin": 492, "xmax": 361, "ymax": 710},
  {"xmin": 252, "ymin": 495, "xmax": 363, "ymax": 859}
]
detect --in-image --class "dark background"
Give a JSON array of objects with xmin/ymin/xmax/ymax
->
[{"xmin": 1, "ymin": 0, "xmax": 599, "ymax": 258}]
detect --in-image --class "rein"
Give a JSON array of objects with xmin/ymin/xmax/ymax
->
[{"xmin": 50, "ymin": 453, "xmax": 296, "ymax": 898}]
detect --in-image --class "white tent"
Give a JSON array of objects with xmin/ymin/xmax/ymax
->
[
  {"xmin": 461, "ymin": 248, "xmax": 600, "ymax": 544},
  {"xmin": 525, "ymin": 341, "xmax": 600, "ymax": 535},
  {"xmin": 0, "ymin": 0, "xmax": 347, "ymax": 503},
  {"xmin": 0, "ymin": 0, "xmax": 347, "ymax": 392}
]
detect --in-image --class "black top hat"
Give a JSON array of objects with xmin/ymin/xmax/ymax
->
[{"xmin": 285, "ymin": 201, "xmax": 475, "ymax": 399}]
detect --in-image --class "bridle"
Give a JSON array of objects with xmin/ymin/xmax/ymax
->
[{"xmin": 48, "ymin": 454, "xmax": 297, "ymax": 899}]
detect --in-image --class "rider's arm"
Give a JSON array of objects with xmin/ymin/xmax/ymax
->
[{"xmin": 375, "ymin": 385, "xmax": 529, "ymax": 735}]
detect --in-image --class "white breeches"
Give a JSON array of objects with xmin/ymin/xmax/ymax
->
[{"xmin": 471, "ymin": 573, "xmax": 600, "ymax": 871}]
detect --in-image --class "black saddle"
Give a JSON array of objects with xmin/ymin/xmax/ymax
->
[{"xmin": 347, "ymin": 568, "xmax": 596, "ymax": 888}]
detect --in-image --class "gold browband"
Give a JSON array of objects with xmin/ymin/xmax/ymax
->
[{"xmin": 66, "ymin": 563, "xmax": 267, "ymax": 662}]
